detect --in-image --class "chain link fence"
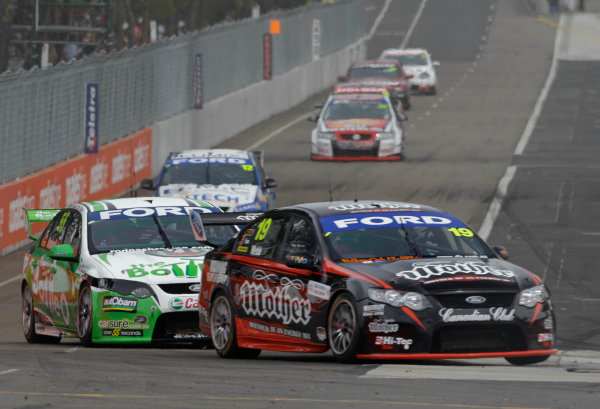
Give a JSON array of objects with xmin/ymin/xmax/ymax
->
[{"xmin": 0, "ymin": 0, "xmax": 365, "ymax": 185}]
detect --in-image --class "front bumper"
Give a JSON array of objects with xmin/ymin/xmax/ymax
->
[
  {"xmin": 311, "ymin": 133, "xmax": 402, "ymax": 161},
  {"xmin": 356, "ymin": 298, "xmax": 556, "ymax": 358},
  {"xmin": 90, "ymin": 288, "xmax": 206, "ymax": 344}
]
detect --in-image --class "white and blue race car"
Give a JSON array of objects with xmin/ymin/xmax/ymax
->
[{"xmin": 142, "ymin": 149, "xmax": 277, "ymax": 212}]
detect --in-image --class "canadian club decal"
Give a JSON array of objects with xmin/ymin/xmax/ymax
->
[{"xmin": 239, "ymin": 272, "xmax": 311, "ymax": 325}]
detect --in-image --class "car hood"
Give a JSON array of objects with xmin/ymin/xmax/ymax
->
[
  {"xmin": 341, "ymin": 257, "xmax": 537, "ymax": 292},
  {"xmin": 90, "ymin": 247, "xmax": 211, "ymax": 283},
  {"xmin": 158, "ymin": 184, "xmax": 259, "ymax": 207},
  {"xmin": 324, "ymin": 119, "xmax": 389, "ymax": 131}
]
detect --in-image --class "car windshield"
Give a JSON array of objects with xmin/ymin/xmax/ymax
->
[
  {"xmin": 385, "ymin": 54, "xmax": 428, "ymax": 66},
  {"xmin": 349, "ymin": 65, "xmax": 400, "ymax": 79},
  {"xmin": 87, "ymin": 210, "xmax": 237, "ymax": 254},
  {"xmin": 159, "ymin": 163, "xmax": 258, "ymax": 186},
  {"xmin": 320, "ymin": 212, "xmax": 495, "ymax": 262},
  {"xmin": 322, "ymin": 100, "xmax": 391, "ymax": 120}
]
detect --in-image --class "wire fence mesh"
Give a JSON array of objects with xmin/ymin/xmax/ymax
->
[{"xmin": 0, "ymin": 0, "xmax": 365, "ymax": 185}]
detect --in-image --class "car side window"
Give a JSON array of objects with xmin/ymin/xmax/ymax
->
[
  {"xmin": 281, "ymin": 216, "xmax": 317, "ymax": 260},
  {"xmin": 42, "ymin": 210, "xmax": 69, "ymax": 250},
  {"xmin": 62, "ymin": 210, "xmax": 82, "ymax": 257},
  {"xmin": 233, "ymin": 215, "xmax": 287, "ymax": 260}
]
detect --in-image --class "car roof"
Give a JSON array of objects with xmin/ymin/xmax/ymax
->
[
  {"xmin": 381, "ymin": 48, "xmax": 429, "ymax": 56},
  {"xmin": 73, "ymin": 196, "xmax": 220, "ymax": 213},
  {"xmin": 278, "ymin": 200, "xmax": 444, "ymax": 218},
  {"xmin": 167, "ymin": 149, "xmax": 252, "ymax": 160},
  {"xmin": 351, "ymin": 60, "xmax": 399, "ymax": 67}
]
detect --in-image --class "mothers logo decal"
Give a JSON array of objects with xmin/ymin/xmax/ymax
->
[{"xmin": 396, "ymin": 261, "xmax": 516, "ymax": 281}]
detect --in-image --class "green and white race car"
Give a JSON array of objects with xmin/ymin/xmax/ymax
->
[{"xmin": 21, "ymin": 197, "xmax": 237, "ymax": 345}]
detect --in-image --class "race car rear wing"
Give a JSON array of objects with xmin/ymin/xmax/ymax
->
[
  {"xmin": 189, "ymin": 210, "xmax": 262, "ymax": 246},
  {"xmin": 23, "ymin": 208, "xmax": 61, "ymax": 241}
]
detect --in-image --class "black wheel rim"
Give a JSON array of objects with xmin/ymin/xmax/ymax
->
[
  {"xmin": 22, "ymin": 287, "xmax": 33, "ymax": 335},
  {"xmin": 77, "ymin": 287, "xmax": 92, "ymax": 338},
  {"xmin": 329, "ymin": 299, "xmax": 356, "ymax": 355},
  {"xmin": 211, "ymin": 296, "xmax": 232, "ymax": 350}
]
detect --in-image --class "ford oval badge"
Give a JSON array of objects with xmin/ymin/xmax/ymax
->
[{"xmin": 466, "ymin": 295, "xmax": 486, "ymax": 304}]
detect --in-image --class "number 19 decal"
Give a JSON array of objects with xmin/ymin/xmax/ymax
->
[
  {"xmin": 256, "ymin": 218, "xmax": 272, "ymax": 241},
  {"xmin": 448, "ymin": 227, "xmax": 474, "ymax": 237}
]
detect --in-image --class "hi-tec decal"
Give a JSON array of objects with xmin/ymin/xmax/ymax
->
[
  {"xmin": 396, "ymin": 261, "xmax": 516, "ymax": 281},
  {"xmin": 88, "ymin": 206, "xmax": 218, "ymax": 221},
  {"xmin": 169, "ymin": 157, "xmax": 250, "ymax": 165},
  {"xmin": 320, "ymin": 212, "xmax": 461, "ymax": 232},
  {"xmin": 375, "ymin": 336, "xmax": 413, "ymax": 350},
  {"xmin": 239, "ymin": 272, "xmax": 310, "ymax": 325}
]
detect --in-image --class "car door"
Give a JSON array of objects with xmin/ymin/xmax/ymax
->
[
  {"xmin": 229, "ymin": 212, "xmax": 327, "ymax": 346},
  {"xmin": 33, "ymin": 209, "xmax": 82, "ymax": 330}
]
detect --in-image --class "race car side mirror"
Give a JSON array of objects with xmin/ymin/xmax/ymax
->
[
  {"xmin": 433, "ymin": 60, "xmax": 440, "ymax": 66},
  {"xmin": 265, "ymin": 178, "xmax": 278, "ymax": 189},
  {"xmin": 50, "ymin": 244, "xmax": 78, "ymax": 262},
  {"xmin": 337, "ymin": 75, "xmax": 348, "ymax": 82},
  {"xmin": 308, "ymin": 114, "xmax": 319, "ymax": 122},
  {"xmin": 140, "ymin": 178, "xmax": 154, "ymax": 190},
  {"xmin": 492, "ymin": 246, "xmax": 509, "ymax": 260}
]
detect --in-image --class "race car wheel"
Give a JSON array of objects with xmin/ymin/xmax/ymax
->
[
  {"xmin": 22, "ymin": 283, "xmax": 61, "ymax": 344},
  {"xmin": 505, "ymin": 355, "xmax": 551, "ymax": 366},
  {"xmin": 210, "ymin": 293, "xmax": 261, "ymax": 359},
  {"xmin": 77, "ymin": 284, "xmax": 93, "ymax": 346},
  {"xmin": 328, "ymin": 293, "xmax": 360, "ymax": 363}
]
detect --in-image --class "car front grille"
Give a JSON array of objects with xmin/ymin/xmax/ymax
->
[
  {"xmin": 432, "ymin": 293, "xmax": 516, "ymax": 309},
  {"xmin": 432, "ymin": 324, "xmax": 526, "ymax": 353},
  {"xmin": 152, "ymin": 311, "xmax": 207, "ymax": 342},
  {"xmin": 339, "ymin": 133, "xmax": 373, "ymax": 141},
  {"xmin": 158, "ymin": 283, "xmax": 199, "ymax": 295}
]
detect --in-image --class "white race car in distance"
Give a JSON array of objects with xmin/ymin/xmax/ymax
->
[{"xmin": 380, "ymin": 48, "xmax": 440, "ymax": 95}]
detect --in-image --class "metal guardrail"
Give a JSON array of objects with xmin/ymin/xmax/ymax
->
[{"xmin": 0, "ymin": 0, "xmax": 365, "ymax": 185}]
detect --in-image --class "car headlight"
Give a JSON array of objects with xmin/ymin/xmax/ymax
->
[
  {"xmin": 368, "ymin": 288, "xmax": 432, "ymax": 311},
  {"xmin": 376, "ymin": 132, "xmax": 394, "ymax": 140},
  {"xmin": 419, "ymin": 72, "xmax": 430, "ymax": 79},
  {"xmin": 95, "ymin": 277, "xmax": 156, "ymax": 299},
  {"xmin": 317, "ymin": 131, "xmax": 335, "ymax": 140},
  {"xmin": 518, "ymin": 285, "xmax": 549, "ymax": 308}
]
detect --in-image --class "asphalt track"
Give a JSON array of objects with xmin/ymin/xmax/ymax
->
[{"xmin": 1, "ymin": 1, "xmax": 600, "ymax": 408}]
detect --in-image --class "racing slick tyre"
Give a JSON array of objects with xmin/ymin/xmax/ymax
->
[
  {"xmin": 328, "ymin": 293, "xmax": 360, "ymax": 363},
  {"xmin": 77, "ymin": 284, "xmax": 94, "ymax": 346},
  {"xmin": 505, "ymin": 355, "xmax": 551, "ymax": 366},
  {"xmin": 22, "ymin": 283, "xmax": 62, "ymax": 344},
  {"xmin": 210, "ymin": 292, "xmax": 261, "ymax": 359}
]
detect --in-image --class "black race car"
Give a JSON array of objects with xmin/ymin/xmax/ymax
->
[{"xmin": 194, "ymin": 201, "xmax": 557, "ymax": 364}]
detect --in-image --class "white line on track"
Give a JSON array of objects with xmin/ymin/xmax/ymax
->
[
  {"xmin": 0, "ymin": 275, "xmax": 20, "ymax": 289},
  {"xmin": 399, "ymin": 0, "xmax": 429, "ymax": 49},
  {"xmin": 367, "ymin": 0, "xmax": 392, "ymax": 41},
  {"xmin": 478, "ymin": 14, "xmax": 564, "ymax": 239},
  {"xmin": 0, "ymin": 369, "xmax": 18, "ymax": 375}
]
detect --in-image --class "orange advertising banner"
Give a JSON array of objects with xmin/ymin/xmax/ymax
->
[{"xmin": 0, "ymin": 128, "xmax": 152, "ymax": 255}]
